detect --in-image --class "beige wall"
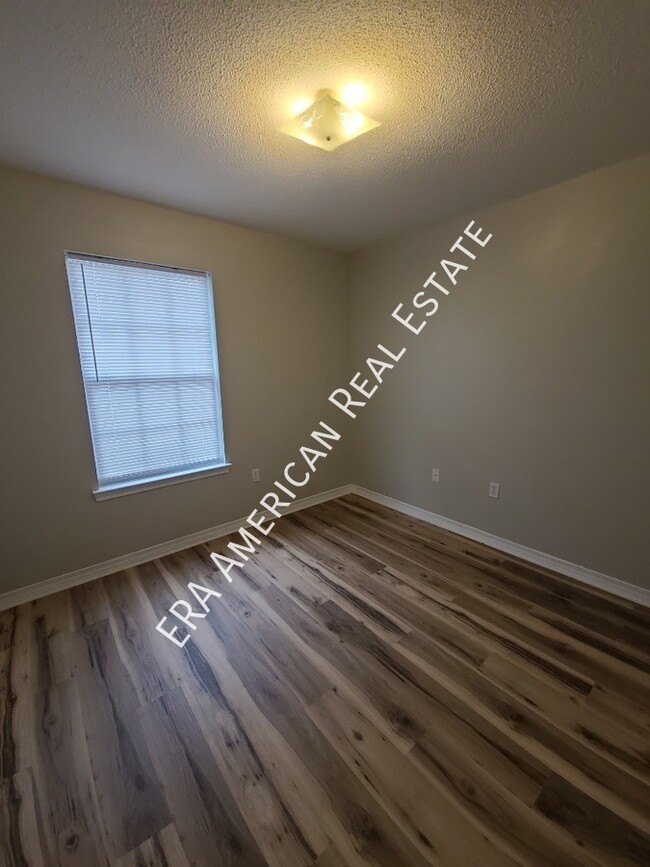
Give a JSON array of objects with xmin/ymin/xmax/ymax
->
[
  {"xmin": 2, "ymin": 154, "xmax": 649, "ymax": 597},
  {"xmin": 348, "ymin": 153, "xmax": 650, "ymax": 589},
  {"xmin": 0, "ymin": 168, "xmax": 351, "ymax": 593}
]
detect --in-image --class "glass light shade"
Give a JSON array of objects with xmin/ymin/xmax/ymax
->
[{"xmin": 279, "ymin": 92, "xmax": 380, "ymax": 152}]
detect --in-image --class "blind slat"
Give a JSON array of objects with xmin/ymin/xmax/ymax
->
[{"xmin": 65, "ymin": 253, "xmax": 226, "ymax": 487}]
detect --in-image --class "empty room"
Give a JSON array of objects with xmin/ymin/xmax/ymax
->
[{"xmin": 1, "ymin": 1, "xmax": 649, "ymax": 865}]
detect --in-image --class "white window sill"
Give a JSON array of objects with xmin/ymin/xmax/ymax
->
[{"xmin": 93, "ymin": 462, "xmax": 231, "ymax": 501}]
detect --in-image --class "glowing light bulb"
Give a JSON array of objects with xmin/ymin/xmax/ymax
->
[
  {"xmin": 340, "ymin": 82, "xmax": 367, "ymax": 107},
  {"xmin": 290, "ymin": 97, "xmax": 312, "ymax": 116},
  {"xmin": 279, "ymin": 89, "xmax": 380, "ymax": 151},
  {"xmin": 340, "ymin": 110, "xmax": 364, "ymax": 135}
]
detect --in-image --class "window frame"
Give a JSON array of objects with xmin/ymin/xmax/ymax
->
[{"xmin": 64, "ymin": 250, "xmax": 230, "ymax": 500}]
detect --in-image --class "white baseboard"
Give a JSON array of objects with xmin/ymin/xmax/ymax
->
[
  {"xmin": 4, "ymin": 480, "xmax": 648, "ymax": 611},
  {"xmin": 351, "ymin": 485, "xmax": 650, "ymax": 608},
  {"xmin": 0, "ymin": 484, "xmax": 354, "ymax": 611}
]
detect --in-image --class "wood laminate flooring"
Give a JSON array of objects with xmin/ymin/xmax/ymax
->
[{"xmin": 1, "ymin": 494, "xmax": 649, "ymax": 866}]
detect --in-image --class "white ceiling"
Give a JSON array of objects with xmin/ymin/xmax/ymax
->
[{"xmin": 1, "ymin": 1, "xmax": 649, "ymax": 251}]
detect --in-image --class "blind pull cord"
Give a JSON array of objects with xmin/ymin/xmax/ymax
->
[{"xmin": 80, "ymin": 261, "xmax": 100, "ymax": 382}]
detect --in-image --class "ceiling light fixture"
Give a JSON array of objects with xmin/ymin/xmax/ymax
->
[{"xmin": 279, "ymin": 88, "xmax": 380, "ymax": 152}]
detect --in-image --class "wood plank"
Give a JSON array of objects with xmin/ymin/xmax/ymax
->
[
  {"xmin": 113, "ymin": 823, "xmax": 191, "ymax": 867},
  {"xmin": 184, "ymin": 593, "xmax": 435, "ymax": 867},
  {"xmin": 313, "ymin": 499, "xmax": 650, "ymax": 713},
  {"xmin": 138, "ymin": 687, "xmax": 269, "ymax": 867},
  {"xmin": 69, "ymin": 621, "xmax": 171, "ymax": 861},
  {"xmin": 409, "ymin": 733, "xmax": 591, "ymax": 867},
  {"xmin": 339, "ymin": 494, "xmax": 641, "ymax": 617},
  {"xmin": 397, "ymin": 628, "xmax": 650, "ymax": 832},
  {"xmin": 100, "ymin": 568, "xmax": 180, "ymax": 706},
  {"xmin": 1, "ymin": 494, "xmax": 648, "ymax": 866},
  {"xmin": 307, "ymin": 686, "xmax": 521, "ymax": 867},
  {"xmin": 0, "ymin": 769, "xmax": 51, "ymax": 867},
  {"xmin": 535, "ymin": 774, "xmax": 650, "ymax": 866},
  {"xmin": 270, "ymin": 524, "xmax": 412, "ymax": 645},
  {"xmin": 332, "ymin": 495, "xmax": 644, "ymax": 628},
  {"xmin": 479, "ymin": 652, "xmax": 650, "ymax": 783}
]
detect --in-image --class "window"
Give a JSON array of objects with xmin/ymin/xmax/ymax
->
[{"xmin": 65, "ymin": 253, "xmax": 228, "ymax": 498}]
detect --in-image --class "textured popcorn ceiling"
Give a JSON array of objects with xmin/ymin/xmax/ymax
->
[{"xmin": 1, "ymin": 0, "xmax": 649, "ymax": 251}]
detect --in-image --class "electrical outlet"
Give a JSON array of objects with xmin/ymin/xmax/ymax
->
[
  {"xmin": 251, "ymin": 468, "xmax": 260, "ymax": 483},
  {"xmin": 488, "ymin": 481, "xmax": 500, "ymax": 499},
  {"xmin": 431, "ymin": 468, "xmax": 440, "ymax": 483}
]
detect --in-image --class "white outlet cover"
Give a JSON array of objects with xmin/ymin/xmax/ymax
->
[
  {"xmin": 252, "ymin": 468, "xmax": 260, "ymax": 482},
  {"xmin": 431, "ymin": 468, "xmax": 440, "ymax": 483},
  {"xmin": 489, "ymin": 481, "xmax": 500, "ymax": 498}
]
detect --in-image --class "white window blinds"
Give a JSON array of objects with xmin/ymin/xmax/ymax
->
[{"xmin": 65, "ymin": 253, "xmax": 226, "ymax": 492}]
